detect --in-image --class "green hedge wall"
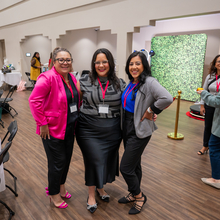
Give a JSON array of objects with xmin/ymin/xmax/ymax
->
[{"xmin": 151, "ymin": 34, "xmax": 207, "ymax": 101}]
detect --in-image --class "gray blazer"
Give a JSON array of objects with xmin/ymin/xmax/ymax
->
[
  {"xmin": 201, "ymin": 90, "xmax": 220, "ymax": 138},
  {"xmin": 134, "ymin": 77, "xmax": 173, "ymax": 138}
]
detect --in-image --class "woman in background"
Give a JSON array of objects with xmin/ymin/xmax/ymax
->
[
  {"xmin": 119, "ymin": 51, "xmax": 173, "ymax": 214},
  {"xmin": 76, "ymin": 48, "xmax": 126, "ymax": 213},
  {"xmin": 29, "ymin": 47, "xmax": 80, "ymax": 208},
  {"xmin": 197, "ymin": 87, "xmax": 220, "ymax": 189},
  {"xmin": 30, "ymin": 52, "xmax": 43, "ymax": 81},
  {"xmin": 48, "ymin": 52, "xmax": 52, "ymax": 70},
  {"xmin": 197, "ymin": 55, "xmax": 220, "ymax": 155}
]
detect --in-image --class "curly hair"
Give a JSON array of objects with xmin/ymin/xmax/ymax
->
[
  {"xmin": 89, "ymin": 48, "xmax": 120, "ymax": 90},
  {"xmin": 208, "ymin": 54, "xmax": 220, "ymax": 76},
  {"xmin": 125, "ymin": 51, "xmax": 152, "ymax": 99}
]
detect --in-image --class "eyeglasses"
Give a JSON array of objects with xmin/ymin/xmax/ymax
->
[
  {"xmin": 94, "ymin": 60, "xmax": 108, "ymax": 66},
  {"xmin": 129, "ymin": 61, "xmax": 142, "ymax": 66},
  {"xmin": 216, "ymin": 61, "xmax": 220, "ymax": 64},
  {"xmin": 55, "ymin": 58, "xmax": 73, "ymax": 64}
]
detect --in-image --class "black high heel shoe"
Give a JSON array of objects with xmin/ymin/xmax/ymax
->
[
  {"xmin": 197, "ymin": 147, "xmax": 209, "ymax": 155},
  {"xmin": 96, "ymin": 189, "xmax": 110, "ymax": 202},
  {"xmin": 87, "ymin": 197, "xmax": 97, "ymax": 214},
  {"xmin": 118, "ymin": 192, "xmax": 135, "ymax": 203},
  {"xmin": 129, "ymin": 193, "xmax": 147, "ymax": 215}
]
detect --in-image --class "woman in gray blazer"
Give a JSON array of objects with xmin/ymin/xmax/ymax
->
[{"xmin": 118, "ymin": 51, "xmax": 173, "ymax": 215}]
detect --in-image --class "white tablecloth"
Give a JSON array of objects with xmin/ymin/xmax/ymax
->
[
  {"xmin": 0, "ymin": 140, "xmax": 6, "ymax": 192},
  {"xmin": 0, "ymin": 71, "xmax": 22, "ymax": 87}
]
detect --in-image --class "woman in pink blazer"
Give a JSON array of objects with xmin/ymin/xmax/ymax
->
[{"xmin": 29, "ymin": 47, "xmax": 80, "ymax": 209}]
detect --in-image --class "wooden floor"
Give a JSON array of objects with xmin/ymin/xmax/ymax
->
[{"xmin": 0, "ymin": 89, "xmax": 220, "ymax": 220}]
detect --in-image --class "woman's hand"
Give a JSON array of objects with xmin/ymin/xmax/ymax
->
[
  {"xmin": 40, "ymin": 124, "xmax": 50, "ymax": 139},
  {"xmin": 153, "ymin": 114, "xmax": 157, "ymax": 122},
  {"xmin": 196, "ymin": 90, "xmax": 204, "ymax": 95},
  {"xmin": 141, "ymin": 109, "xmax": 153, "ymax": 121},
  {"xmin": 200, "ymin": 105, "xmax": 205, "ymax": 116}
]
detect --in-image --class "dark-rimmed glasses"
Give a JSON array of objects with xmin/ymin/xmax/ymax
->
[{"xmin": 55, "ymin": 58, "xmax": 73, "ymax": 64}]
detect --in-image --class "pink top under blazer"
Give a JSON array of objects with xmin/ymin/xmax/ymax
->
[{"xmin": 29, "ymin": 66, "xmax": 80, "ymax": 140}]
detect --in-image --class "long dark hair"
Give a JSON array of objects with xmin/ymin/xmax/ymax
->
[
  {"xmin": 125, "ymin": 51, "xmax": 152, "ymax": 98},
  {"xmin": 89, "ymin": 48, "xmax": 120, "ymax": 90},
  {"xmin": 32, "ymin": 52, "xmax": 40, "ymax": 62},
  {"xmin": 209, "ymin": 54, "xmax": 220, "ymax": 76}
]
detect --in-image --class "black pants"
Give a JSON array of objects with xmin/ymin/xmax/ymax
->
[
  {"xmin": 42, "ymin": 124, "xmax": 75, "ymax": 195},
  {"xmin": 120, "ymin": 111, "xmax": 151, "ymax": 196},
  {"xmin": 203, "ymin": 104, "xmax": 215, "ymax": 147}
]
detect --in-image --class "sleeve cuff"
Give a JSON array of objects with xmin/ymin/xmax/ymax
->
[{"xmin": 150, "ymin": 104, "xmax": 162, "ymax": 114}]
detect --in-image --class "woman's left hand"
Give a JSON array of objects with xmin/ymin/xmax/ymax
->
[{"xmin": 141, "ymin": 110, "xmax": 153, "ymax": 121}]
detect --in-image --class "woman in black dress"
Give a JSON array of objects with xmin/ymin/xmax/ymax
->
[{"xmin": 76, "ymin": 48, "xmax": 126, "ymax": 213}]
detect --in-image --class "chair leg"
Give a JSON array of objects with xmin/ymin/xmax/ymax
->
[
  {"xmin": 0, "ymin": 200, "xmax": 15, "ymax": 219},
  {"xmin": 2, "ymin": 105, "xmax": 18, "ymax": 118},
  {"xmin": 6, "ymin": 185, "xmax": 18, "ymax": 197},
  {"xmin": 9, "ymin": 106, "xmax": 18, "ymax": 118},
  {"xmin": 1, "ymin": 106, "xmax": 14, "ymax": 118},
  {"xmin": 4, "ymin": 168, "xmax": 18, "ymax": 197},
  {"xmin": 0, "ymin": 119, "xmax": 4, "ymax": 128}
]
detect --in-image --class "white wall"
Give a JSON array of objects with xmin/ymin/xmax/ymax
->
[
  {"xmin": 0, "ymin": 40, "xmax": 4, "ymax": 68},
  {"xmin": 20, "ymin": 35, "xmax": 51, "ymax": 72},
  {"xmin": 60, "ymin": 28, "xmax": 117, "ymax": 75},
  {"xmin": 133, "ymin": 13, "xmax": 220, "ymax": 83},
  {"xmin": 1, "ymin": 0, "xmax": 220, "ymax": 80},
  {"xmin": 97, "ymin": 30, "xmax": 117, "ymax": 59},
  {"xmin": 60, "ymin": 28, "xmax": 97, "ymax": 75}
]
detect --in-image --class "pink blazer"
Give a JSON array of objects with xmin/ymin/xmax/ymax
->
[{"xmin": 29, "ymin": 66, "xmax": 80, "ymax": 140}]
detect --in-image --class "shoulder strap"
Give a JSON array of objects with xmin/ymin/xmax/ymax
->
[{"xmin": 207, "ymin": 74, "xmax": 220, "ymax": 92}]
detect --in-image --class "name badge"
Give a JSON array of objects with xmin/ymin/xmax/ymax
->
[
  {"xmin": 70, "ymin": 103, "xmax": 77, "ymax": 113},
  {"xmin": 99, "ymin": 104, "xmax": 109, "ymax": 114}
]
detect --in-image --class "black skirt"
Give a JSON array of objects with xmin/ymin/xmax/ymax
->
[{"xmin": 76, "ymin": 113, "xmax": 122, "ymax": 188}]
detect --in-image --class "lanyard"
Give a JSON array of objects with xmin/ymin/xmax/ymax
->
[
  {"xmin": 97, "ymin": 77, "xmax": 109, "ymax": 100},
  {"xmin": 59, "ymin": 74, "xmax": 74, "ymax": 99},
  {"xmin": 216, "ymin": 75, "xmax": 220, "ymax": 92},
  {"xmin": 123, "ymin": 82, "xmax": 139, "ymax": 108}
]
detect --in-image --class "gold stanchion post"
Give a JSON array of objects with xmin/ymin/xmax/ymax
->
[{"xmin": 167, "ymin": 90, "xmax": 184, "ymax": 140}]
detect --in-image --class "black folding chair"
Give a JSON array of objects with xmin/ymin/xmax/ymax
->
[
  {"xmin": 0, "ymin": 86, "xmax": 18, "ymax": 118},
  {"xmin": 0, "ymin": 107, "xmax": 4, "ymax": 128},
  {"xmin": 0, "ymin": 141, "xmax": 15, "ymax": 220},
  {"xmin": 0, "ymin": 89, "xmax": 3, "ymax": 98},
  {"xmin": 25, "ymin": 72, "xmax": 35, "ymax": 88},
  {"xmin": 81, "ymin": 70, "xmax": 90, "ymax": 76},
  {"xmin": 1, "ymin": 121, "xmax": 18, "ymax": 197}
]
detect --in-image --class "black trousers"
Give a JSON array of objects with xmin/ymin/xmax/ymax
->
[
  {"xmin": 120, "ymin": 111, "xmax": 151, "ymax": 196},
  {"xmin": 203, "ymin": 104, "xmax": 215, "ymax": 147},
  {"xmin": 42, "ymin": 124, "xmax": 75, "ymax": 195}
]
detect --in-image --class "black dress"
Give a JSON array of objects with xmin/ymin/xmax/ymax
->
[{"xmin": 76, "ymin": 74, "xmax": 126, "ymax": 188}]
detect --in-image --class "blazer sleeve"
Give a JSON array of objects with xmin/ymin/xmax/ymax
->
[
  {"xmin": 29, "ymin": 75, "xmax": 51, "ymax": 126},
  {"xmin": 200, "ymin": 74, "xmax": 211, "ymax": 105},
  {"xmin": 201, "ymin": 90, "xmax": 220, "ymax": 108},
  {"xmin": 149, "ymin": 79, "xmax": 173, "ymax": 114}
]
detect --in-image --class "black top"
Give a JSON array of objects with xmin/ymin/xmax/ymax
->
[{"xmin": 62, "ymin": 73, "xmax": 79, "ymax": 125}]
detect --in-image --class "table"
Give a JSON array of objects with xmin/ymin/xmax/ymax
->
[
  {"xmin": 0, "ymin": 140, "xmax": 6, "ymax": 192},
  {"xmin": 0, "ymin": 71, "xmax": 22, "ymax": 87}
]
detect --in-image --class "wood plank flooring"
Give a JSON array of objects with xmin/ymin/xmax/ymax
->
[{"xmin": 0, "ymin": 89, "xmax": 219, "ymax": 220}]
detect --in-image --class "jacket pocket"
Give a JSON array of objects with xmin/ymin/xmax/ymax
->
[{"xmin": 44, "ymin": 111, "xmax": 60, "ymax": 126}]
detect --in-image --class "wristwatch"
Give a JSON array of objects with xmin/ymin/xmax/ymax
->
[{"xmin": 147, "ymin": 107, "xmax": 153, "ymax": 114}]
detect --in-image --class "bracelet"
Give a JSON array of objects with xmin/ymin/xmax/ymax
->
[{"xmin": 147, "ymin": 107, "xmax": 153, "ymax": 114}]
